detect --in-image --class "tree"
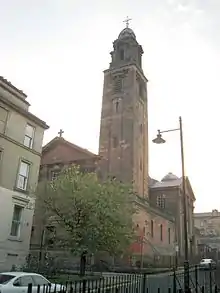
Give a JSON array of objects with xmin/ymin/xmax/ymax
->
[{"xmin": 37, "ymin": 165, "xmax": 136, "ymax": 274}]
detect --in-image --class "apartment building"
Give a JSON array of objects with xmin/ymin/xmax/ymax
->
[{"xmin": 0, "ymin": 76, "xmax": 49, "ymax": 271}]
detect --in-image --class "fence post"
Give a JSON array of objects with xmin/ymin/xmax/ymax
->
[
  {"xmin": 142, "ymin": 273, "xmax": 146, "ymax": 293},
  {"xmin": 173, "ymin": 268, "xmax": 177, "ymax": 293},
  {"xmin": 82, "ymin": 279, "xmax": 87, "ymax": 293},
  {"xmin": 195, "ymin": 265, "xmax": 198, "ymax": 293},
  {"xmin": 184, "ymin": 261, "xmax": 190, "ymax": 293},
  {"xmin": 27, "ymin": 283, "xmax": 32, "ymax": 293},
  {"xmin": 69, "ymin": 281, "xmax": 73, "ymax": 293},
  {"xmin": 209, "ymin": 264, "xmax": 212, "ymax": 293}
]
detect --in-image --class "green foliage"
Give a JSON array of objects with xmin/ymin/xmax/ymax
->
[{"xmin": 37, "ymin": 165, "xmax": 136, "ymax": 256}]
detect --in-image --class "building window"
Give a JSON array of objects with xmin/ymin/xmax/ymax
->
[
  {"xmin": 31, "ymin": 226, "xmax": 35, "ymax": 238},
  {"xmin": 140, "ymin": 158, "xmax": 142, "ymax": 171},
  {"xmin": 51, "ymin": 171, "xmax": 60, "ymax": 181},
  {"xmin": 46, "ymin": 225, "xmax": 56, "ymax": 246},
  {"xmin": 113, "ymin": 78, "xmax": 122, "ymax": 93},
  {"xmin": 17, "ymin": 161, "xmax": 30, "ymax": 190},
  {"xmin": 112, "ymin": 136, "xmax": 118, "ymax": 148},
  {"xmin": 151, "ymin": 220, "xmax": 154, "ymax": 237},
  {"xmin": 140, "ymin": 124, "xmax": 143, "ymax": 133},
  {"xmin": 168, "ymin": 228, "xmax": 171, "ymax": 244},
  {"xmin": 116, "ymin": 101, "xmax": 119, "ymax": 112},
  {"xmin": 113, "ymin": 97, "xmax": 121, "ymax": 113},
  {"xmin": 24, "ymin": 124, "xmax": 35, "ymax": 148},
  {"xmin": 10, "ymin": 205, "xmax": 23, "ymax": 237},
  {"xmin": 160, "ymin": 224, "xmax": 163, "ymax": 241},
  {"xmin": 157, "ymin": 194, "xmax": 166, "ymax": 209},
  {"xmin": 120, "ymin": 49, "xmax": 124, "ymax": 60},
  {"xmin": 0, "ymin": 106, "xmax": 8, "ymax": 133}
]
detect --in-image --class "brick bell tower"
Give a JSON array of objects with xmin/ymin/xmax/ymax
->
[{"xmin": 98, "ymin": 19, "xmax": 149, "ymax": 198}]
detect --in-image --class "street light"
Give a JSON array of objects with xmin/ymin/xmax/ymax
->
[{"xmin": 152, "ymin": 116, "xmax": 190, "ymax": 293}]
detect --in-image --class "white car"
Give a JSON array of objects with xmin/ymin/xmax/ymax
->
[
  {"xmin": 199, "ymin": 258, "xmax": 216, "ymax": 270},
  {"xmin": 0, "ymin": 272, "xmax": 65, "ymax": 293}
]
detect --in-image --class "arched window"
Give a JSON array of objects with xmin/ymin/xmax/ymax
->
[
  {"xmin": 160, "ymin": 224, "xmax": 163, "ymax": 241},
  {"xmin": 151, "ymin": 220, "xmax": 154, "ymax": 237},
  {"xmin": 168, "ymin": 228, "xmax": 171, "ymax": 244},
  {"xmin": 120, "ymin": 49, "xmax": 124, "ymax": 60}
]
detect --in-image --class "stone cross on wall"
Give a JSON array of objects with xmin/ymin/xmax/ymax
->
[{"xmin": 58, "ymin": 129, "xmax": 64, "ymax": 137}]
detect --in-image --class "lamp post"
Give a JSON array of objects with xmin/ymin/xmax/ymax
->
[{"xmin": 152, "ymin": 116, "xmax": 190, "ymax": 292}]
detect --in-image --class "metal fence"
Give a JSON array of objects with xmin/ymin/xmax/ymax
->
[{"xmin": 24, "ymin": 266, "xmax": 218, "ymax": 293}]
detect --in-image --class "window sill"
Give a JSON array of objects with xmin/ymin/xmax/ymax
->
[
  {"xmin": 8, "ymin": 236, "xmax": 22, "ymax": 242},
  {"xmin": 13, "ymin": 186, "xmax": 29, "ymax": 195},
  {"xmin": 23, "ymin": 144, "xmax": 33, "ymax": 150}
]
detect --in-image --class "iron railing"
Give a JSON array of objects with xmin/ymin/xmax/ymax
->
[{"xmin": 22, "ymin": 265, "xmax": 219, "ymax": 293}]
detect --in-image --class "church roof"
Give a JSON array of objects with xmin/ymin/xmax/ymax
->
[
  {"xmin": 43, "ymin": 136, "xmax": 98, "ymax": 158},
  {"xmin": 41, "ymin": 136, "xmax": 100, "ymax": 167},
  {"xmin": 150, "ymin": 172, "xmax": 181, "ymax": 189},
  {"xmin": 150, "ymin": 173, "xmax": 196, "ymax": 201},
  {"xmin": 151, "ymin": 178, "xmax": 182, "ymax": 189},
  {"xmin": 161, "ymin": 172, "xmax": 179, "ymax": 181},
  {"xmin": 118, "ymin": 27, "xmax": 136, "ymax": 40}
]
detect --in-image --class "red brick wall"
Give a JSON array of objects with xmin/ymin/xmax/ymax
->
[{"xmin": 132, "ymin": 207, "xmax": 175, "ymax": 258}]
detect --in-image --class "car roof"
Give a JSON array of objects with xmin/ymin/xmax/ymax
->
[
  {"xmin": 0, "ymin": 272, "xmax": 41, "ymax": 277},
  {"xmin": 201, "ymin": 258, "xmax": 212, "ymax": 261}
]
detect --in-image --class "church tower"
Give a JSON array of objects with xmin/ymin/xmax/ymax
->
[{"xmin": 98, "ymin": 20, "xmax": 149, "ymax": 198}]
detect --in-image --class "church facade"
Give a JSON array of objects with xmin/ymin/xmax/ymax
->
[
  {"xmin": 30, "ymin": 135, "xmax": 100, "ymax": 254},
  {"xmin": 30, "ymin": 23, "xmax": 180, "ymax": 267}
]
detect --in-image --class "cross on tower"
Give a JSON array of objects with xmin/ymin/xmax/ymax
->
[
  {"xmin": 58, "ymin": 129, "xmax": 64, "ymax": 137},
  {"xmin": 123, "ymin": 16, "xmax": 132, "ymax": 28}
]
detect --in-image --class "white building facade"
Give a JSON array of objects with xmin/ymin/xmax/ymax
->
[{"xmin": 0, "ymin": 76, "xmax": 48, "ymax": 270}]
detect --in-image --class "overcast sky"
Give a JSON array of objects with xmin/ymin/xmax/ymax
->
[{"xmin": 1, "ymin": 0, "xmax": 220, "ymax": 212}]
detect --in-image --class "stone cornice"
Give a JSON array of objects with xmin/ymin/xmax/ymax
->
[
  {"xmin": 0, "ymin": 132, "xmax": 41, "ymax": 157},
  {"xmin": 150, "ymin": 185, "xmax": 180, "ymax": 192},
  {"xmin": 40, "ymin": 156, "xmax": 100, "ymax": 168},
  {"xmin": 0, "ymin": 76, "xmax": 29, "ymax": 102},
  {"xmin": 0, "ymin": 94, "xmax": 49, "ymax": 129},
  {"xmin": 104, "ymin": 63, "xmax": 148, "ymax": 83}
]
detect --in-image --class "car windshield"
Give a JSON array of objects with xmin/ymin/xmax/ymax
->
[{"xmin": 0, "ymin": 274, "xmax": 15, "ymax": 284}]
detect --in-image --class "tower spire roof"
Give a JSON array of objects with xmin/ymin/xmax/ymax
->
[{"xmin": 118, "ymin": 17, "xmax": 136, "ymax": 40}]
